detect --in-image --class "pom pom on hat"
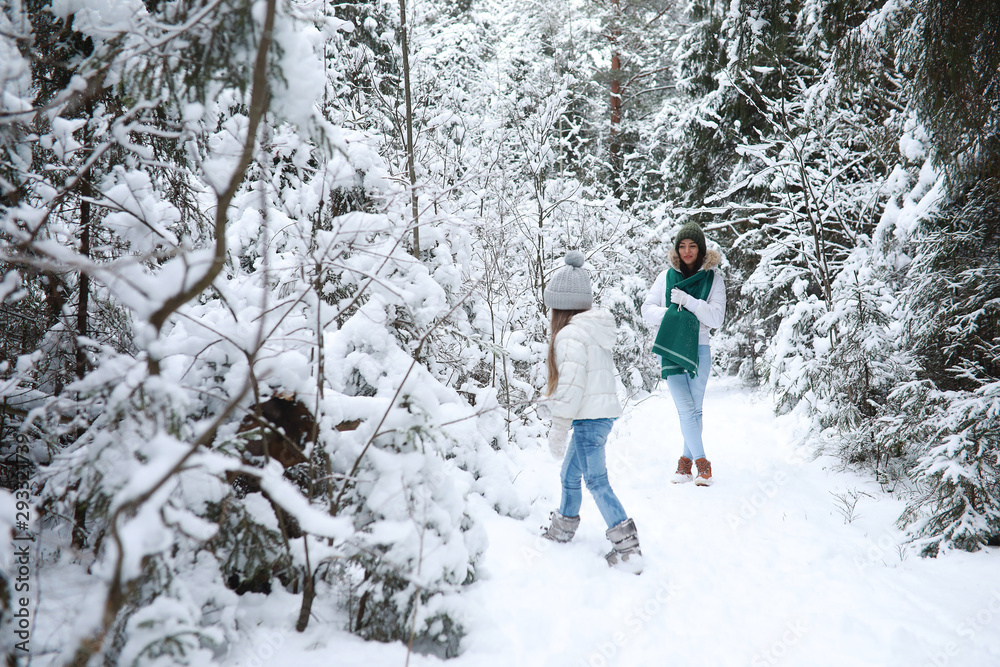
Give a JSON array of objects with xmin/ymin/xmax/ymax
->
[
  {"xmin": 544, "ymin": 251, "xmax": 593, "ymax": 310},
  {"xmin": 563, "ymin": 250, "xmax": 586, "ymax": 268}
]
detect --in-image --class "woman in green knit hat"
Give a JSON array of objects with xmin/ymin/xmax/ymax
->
[{"xmin": 641, "ymin": 223, "xmax": 726, "ymax": 485}]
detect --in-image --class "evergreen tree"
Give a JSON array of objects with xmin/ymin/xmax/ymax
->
[{"xmin": 896, "ymin": 181, "xmax": 1000, "ymax": 554}]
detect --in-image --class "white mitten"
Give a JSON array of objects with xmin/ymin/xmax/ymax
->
[
  {"xmin": 670, "ymin": 288, "xmax": 691, "ymax": 310},
  {"xmin": 548, "ymin": 417, "xmax": 572, "ymax": 459}
]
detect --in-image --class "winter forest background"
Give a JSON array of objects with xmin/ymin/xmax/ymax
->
[{"xmin": 1, "ymin": 0, "xmax": 998, "ymax": 663}]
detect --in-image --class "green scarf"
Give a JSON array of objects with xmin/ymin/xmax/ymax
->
[{"xmin": 652, "ymin": 268, "xmax": 713, "ymax": 378}]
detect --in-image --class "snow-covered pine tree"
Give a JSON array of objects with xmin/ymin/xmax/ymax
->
[
  {"xmin": 12, "ymin": 0, "xmax": 359, "ymax": 658},
  {"xmin": 886, "ymin": 0, "xmax": 1000, "ymax": 553},
  {"xmin": 897, "ymin": 181, "xmax": 1000, "ymax": 554},
  {"xmin": 741, "ymin": 0, "xmax": 909, "ymax": 420},
  {"xmin": 2, "ymin": 0, "xmax": 516, "ymax": 661},
  {"xmin": 806, "ymin": 245, "xmax": 921, "ymax": 481}
]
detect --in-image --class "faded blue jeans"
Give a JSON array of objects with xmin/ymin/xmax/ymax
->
[
  {"xmin": 665, "ymin": 344, "xmax": 711, "ymax": 461},
  {"xmin": 559, "ymin": 418, "xmax": 628, "ymax": 528}
]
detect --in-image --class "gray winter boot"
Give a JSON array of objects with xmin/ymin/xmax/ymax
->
[
  {"xmin": 541, "ymin": 511, "xmax": 581, "ymax": 543},
  {"xmin": 605, "ymin": 518, "xmax": 643, "ymax": 574}
]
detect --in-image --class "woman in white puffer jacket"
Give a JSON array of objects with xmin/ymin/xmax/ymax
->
[{"xmin": 538, "ymin": 251, "xmax": 642, "ymax": 573}]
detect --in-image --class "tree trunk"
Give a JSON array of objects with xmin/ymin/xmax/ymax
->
[
  {"xmin": 296, "ymin": 565, "xmax": 315, "ymax": 631},
  {"xmin": 76, "ymin": 195, "xmax": 90, "ymax": 379},
  {"xmin": 609, "ymin": 0, "xmax": 622, "ymax": 167},
  {"xmin": 399, "ymin": 0, "xmax": 420, "ymax": 258}
]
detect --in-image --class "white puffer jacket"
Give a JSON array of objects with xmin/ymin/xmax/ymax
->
[{"xmin": 545, "ymin": 309, "xmax": 623, "ymax": 421}]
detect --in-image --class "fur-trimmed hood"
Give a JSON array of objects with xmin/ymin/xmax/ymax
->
[{"xmin": 668, "ymin": 248, "xmax": 722, "ymax": 272}]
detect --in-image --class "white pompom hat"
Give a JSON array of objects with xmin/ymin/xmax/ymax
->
[{"xmin": 543, "ymin": 250, "xmax": 593, "ymax": 310}]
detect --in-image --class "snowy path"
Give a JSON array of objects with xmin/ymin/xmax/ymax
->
[
  {"xmin": 276, "ymin": 380, "xmax": 1000, "ymax": 667},
  {"xmin": 448, "ymin": 379, "xmax": 1000, "ymax": 667}
]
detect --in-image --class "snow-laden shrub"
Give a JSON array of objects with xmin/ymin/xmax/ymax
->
[
  {"xmin": 759, "ymin": 289, "xmax": 827, "ymax": 415},
  {"xmin": 318, "ymin": 295, "xmax": 492, "ymax": 656},
  {"xmin": 804, "ymin": 245, "xmax": 921, "ymax": 480},
  {"xmin": 892, "ymin": 178, "xmax": 1000, "ymax": 554},
  {"xmin": 901, "ymin": 382, "xmax": 1000, "ymax": 556}
]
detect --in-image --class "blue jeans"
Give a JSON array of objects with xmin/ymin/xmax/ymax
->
[
  {"xmin": 665, "ymin": 345, "xmax": 711, "ymax": 461},
  {"xmin": 559, "ymin": 418, "xmax": 628, "ymax": 528}
]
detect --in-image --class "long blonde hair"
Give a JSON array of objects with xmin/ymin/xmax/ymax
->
[{"xmin": 547, "ymin": 308, "xmax": 586, "ymax": 395}]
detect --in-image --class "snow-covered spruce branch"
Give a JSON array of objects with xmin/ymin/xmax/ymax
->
[
  {"xmin": 131, "ymin": 0, "xmax": 228, "ymax": 49},
  {"xmin": 730, "ymin": 69, "xmax": 848, "ymax": 311},
  {"xmin": 146, "ymin": 0, "xmax": 275, "ymax": 349},
  {"xmin": 330, "ymin": 279, "xmax": 482, "ymax": 516},
  {"xmin": 67, "ymin": 379, "xmax": 252, "ymax": 667},
  {"xmin": 403, "ymin": 469, "xmax": 426, "ymax": 667},
  {"xmin": 4, "ymin": 104, "xmax": 149, "ymax": 246}
]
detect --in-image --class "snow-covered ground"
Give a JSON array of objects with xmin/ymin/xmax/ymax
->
[{"xmin": 226, "ymin": 378, "xmax": 1000, "ymax": 667}]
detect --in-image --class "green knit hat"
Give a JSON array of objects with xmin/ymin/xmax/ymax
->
[{"xmin": 673, "ymin": 223, "xmax": 706, "ymax": 256}]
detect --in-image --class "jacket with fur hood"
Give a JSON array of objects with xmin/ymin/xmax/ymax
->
[
  {"xmin": 546, "ymin": 309, "xmax": 623, "ymax": 421},
  {"xmin": 641, "ymin": 248, "xmax": 726, "ymax": 346}
]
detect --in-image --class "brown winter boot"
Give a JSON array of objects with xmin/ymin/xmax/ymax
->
[
  {"xmin": 672, "ymin": 456, "xmax": 693, "ymax": 484},
  {"xmin": 694, "ymin": 458, "xmax": 712, "ymax": 486}
]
